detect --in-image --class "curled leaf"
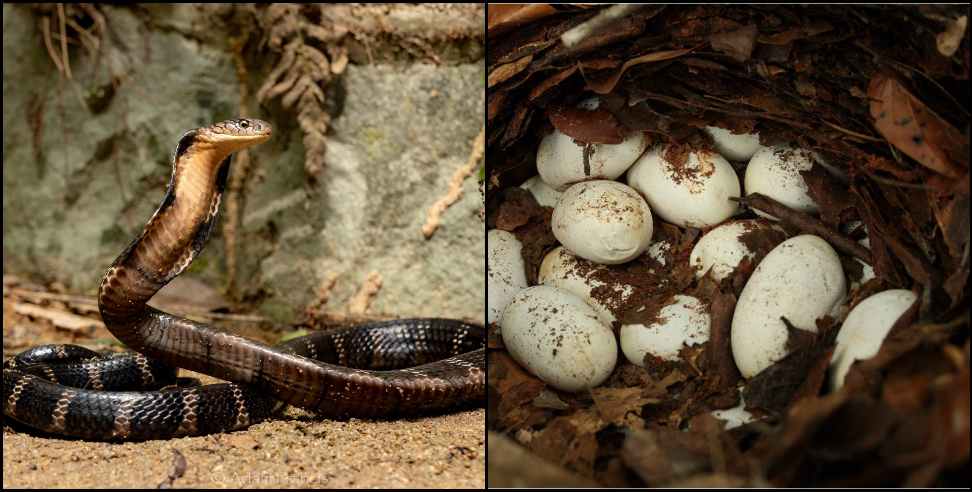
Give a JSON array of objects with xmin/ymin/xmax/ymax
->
[
  {"xmin": 488, "ymin": 55, "xmax": 533, "ymax": 88},
  {"xmin": 868, "ymin": 74, "xmax": 968, "ymax": 177},
  {"xmin": 586, "ymin": 47, "xmax": 695, "ymax": 94}
]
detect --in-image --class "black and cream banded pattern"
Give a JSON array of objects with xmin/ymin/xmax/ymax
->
[
  {"xmin": 2, "ymin": 118, "xmax": 485, "ymax": 440},
  {"xmin": 3, "ymin": 319, "xmax": 483, "ymax": 440}
]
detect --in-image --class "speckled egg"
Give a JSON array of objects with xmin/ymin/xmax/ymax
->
[
  {"xmin": 705, "ymin": 126, "xmax": 762, "ymax": 161},
  {"xmin": 619, "ymin": 295, "xmax": 710, "ymax": 365},
  {"xmin": 690, "ymin": 219, "xmax": 782, "ymax": 281},
  {"xmin": 552, "ymin": 180, "xmax": 653, "ymax": 265},
  {"xmin": 487, "ymin": 229, "xmax": 528, "ymax": 325},
  {"xmin": 536, "ymin": 98, "xmax": 646, "ymax": 191},
  {"xmin": 829, "ymin": 289, "xmax": 917, "ymax": 391},
  {"xmin": 731, "ymin": 234, "xmax": 846, "ymax": 378},
  {"xmin": 537, "ymin": 246, "xmax": 632, "ymax": 325},
  {"xmin": 744, "ymin": 145, "xmax": 818, "ymax": 219},
  {"xmin": 627, "ymin": 145, "xmax": 741, "ymax": 228},
  {"xmin": 500, "ymin": 285, "xmax": 618, "ymax": 392}
]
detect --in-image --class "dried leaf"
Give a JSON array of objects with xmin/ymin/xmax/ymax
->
[
  {"xmin": 256, "ymin": 41, "xmax": 299, "ymax": 103},
  {"xmin": 936, "ymin": 367, "xmax": 970, "ymax": 466},
  {"xmin": 530, "ymin": 411, "xmax": 605, "ymax": 477},
  {"xmin": 487, "ymin": 4, "xmax": 558, "ymax": 36},
  {"xmin": 930, "ymin": 174, "xmax": 970, "ymax": 260},
  {"xmin": 590, "ymin": 386, "xmax": 660, "ymax": 425},
  {"xmin": 743, "ymin": 317, "xmax": 834, "ymax": 414},
  {"xmin": 488, "ymin": 432, "xmax": 600, "ymax": 487},
  {"xmin": 487, "ymin": 91, "xmax": 507, "ymax": 122},
  {"xmin": 621, "ymin": 415, "xmax": 732, "ymax": 486},
  {"xmin": 488, "ymin": 55, "xmax": 533, "ymax": 88},
  {"xmin": 709, "ymin": 24, "xmax": 758, "ymax": 62},
  {"xmin": 328, "ymin": 45, "xmax": 349, "ymax": 75},
  {"xmin": 702, "ymin": 290, "xmax": 740, "ymax": 388},
  {"xmin": 528, "ymin": 65, "xmax": 577, "ymax": 101},
  {"xmin": 547, "ymin": 103, "xmax": 625, "ymax": 144},
  {"xmin": 800, "ymin": 163, "xmax": 854, "ymax": 227},
  {"xmin": 586, "ymin": 47, "xmax": 695, "ymax": 94},
  {"xmin": 757, "ymin": 20, "xmax": 833, "ymax": 45},
  {"xmin": 868, "ymin": 74, "xmax": 968, "ymax": 177}
]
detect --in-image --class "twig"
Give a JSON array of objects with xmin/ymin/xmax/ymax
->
[
  {"xmin": 561, "ymin": 5, "xmax": 647, "ymax": 50},
  {"xmin": 819, "ymin": 119, "xmax": 884, "ymax": 143},
  {"xmin": 4, "ymin": 287, "xmax": 269, "ymax": 323},
  {"xmin": 733, "ymin": 193, "xmax": 873, "ymax": 264},
  {"xmin": 12, "ymin": 302, "xmax": 103, "ymax": 332},
  {"xmin": 864, "ymin": 170, "xmax": 933, "ymax": 190}
]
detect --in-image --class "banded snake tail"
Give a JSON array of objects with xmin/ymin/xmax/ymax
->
[{"xmin": 2, "ymin": 118, "xmax": 485, "ymax": 440}]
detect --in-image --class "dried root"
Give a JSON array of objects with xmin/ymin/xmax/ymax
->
[
  {"xmin": 422, "ymin": 126, "xmax": 486, "ymax": 239},
  {"xmin": 32, "ymin": 3, "xmax": 106, "ymax": 80}
]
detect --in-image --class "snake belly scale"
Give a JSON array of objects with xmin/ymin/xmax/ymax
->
[{"xmin": 2, "ymin": 118, "xmax": 485, "ymax": 440}]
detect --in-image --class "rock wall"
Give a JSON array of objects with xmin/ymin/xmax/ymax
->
[{"xmin": 2, "ymin": 4, "xmax": 485, "ymax": 324}]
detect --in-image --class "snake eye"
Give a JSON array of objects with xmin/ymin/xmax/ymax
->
[{"xmin": 239, "ymin": 120, "xmax": 249, "ymax": 129}]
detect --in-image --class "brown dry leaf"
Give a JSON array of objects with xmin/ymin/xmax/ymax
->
[
  {"xmin": 757, "ymin": 20, "xmax": 833, "ymax": 45},
  {"xmin": 743, "ymin": 318, "xmax": 834, "ymax": 414},
  {"xmin": 800, "ymin": 163, "xmax": 854, "ymax": 226},
  {"xmin": 528, "ymin": 65, "xmax": 578, "ymax": 102},
  {"xmin": 709, "ymin": 24, "xmax": 758, "ymax": 62},
  {"xmin": 868, "ymin": 73, "xmax": 968, "ymax": 177},
  {"xmin": 547, "ymin": 104, "xmax": 625, "ymax": 144},
  {"xmin": 930, "ymin": 173, "xmax": 970, "ymax": 261},
  {"xmin": 937, "ymin": 366, "xmax": 970, "ymax": 466},
  {"xmin": 487, "ymin": 91, "xmax": 507, "ymax": 122},
  {"xmin": 586, "ymin": 47, "xmax": 695, "ymax": 94},
  {"xmin": 491, "ymin": 351, "xmax": 549, "ymax": 432},
  {"xmin": 863, "ymin": 154, "xmax": 924, "ymax": 182},
  {"xmin": 530, "ymin": 410, "xmax": 606, "ymax": 478},
  {"xmin": 487, "ymin": 4, "xmax": 558, "ymax": 36},
  {"xmin": 621, "ymin": 414, "xmax": 736, "ymax": 486},
  {"xmin": 488, "ymin": 55, "xmax": 533, "ymax": 88},
  {"xmin": 702, "ymin": 290, "xmax": 741, "ymax": 389},
  {"xmin": 590, "ymin": 386, "xmax": 660, "ymax": 425},
  {"xmin": 488, "ymin": 432, "xmax": 600, "ymax": 487}
]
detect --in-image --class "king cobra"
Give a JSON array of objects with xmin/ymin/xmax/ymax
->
[{"xmin": 2, "ymin": 118, "xmax": 485, "ymax": 440}]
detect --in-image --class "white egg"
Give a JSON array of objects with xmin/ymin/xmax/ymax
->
[
  {"xmin": 552, "ymin": 180, "xmax": 653, "ymax": 265},
  {"xmin": 744, "ymin": 145, "xmax": 818, "ymax": 219},
  {"xmin": 690, "ymin": 219, "xmax": 780, "ymax": 281},
  {"xmin": 487, "ymin": 229, "xmax": 528, "ymax": 325},
  {"xmin": 704, "ymin": 126, "xmax": 762, "ymax": 161},
  {"xmin": 627, "ymin": 145, "xmax": 740, "ymax": 228},
  {"xmin": 829, "ymin": 289, "xmax": 917, "ymax": 391},
  {"xmin": 620, "ymin": 295, "xmax": 710, "ymax": 365},
  {"xmin": 537, "ymin": 246, "xmax": 632, "ymax": 326},
  {"xmin": 731, "ymin": 235, "xmax": 847, "ymax": 378},
  {"xmin": 536, "ymin": 99, "xmax": 646, "ymax": 191},
  {"xmin": 500, "ymin": 285, "xmax": 618, "ymax": 392},
  {"xmin": 711, "ymin": 388, "xmax": 755, "ymax": 430},
  {"xmin": 519, "ymin": 175, "xmax": 563, "ymax": 208}
]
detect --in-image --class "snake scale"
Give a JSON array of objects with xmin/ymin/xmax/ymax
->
[{"xmin": 2, "ymin": 118, "xmax": 485, "ymax": 440}]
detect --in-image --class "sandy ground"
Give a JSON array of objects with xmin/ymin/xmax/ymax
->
[
  {"xmin": 3, "ymin": 408, "xmax": 485, "ymax": 488},
  {"xmin": 1, "ymin": 291, "xmax": 485, "ymax": 488}
]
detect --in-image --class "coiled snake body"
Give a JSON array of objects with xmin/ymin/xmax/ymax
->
[{"xmin": 2, "ymin": 119, "xmax": 485, "ymax": 440}]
